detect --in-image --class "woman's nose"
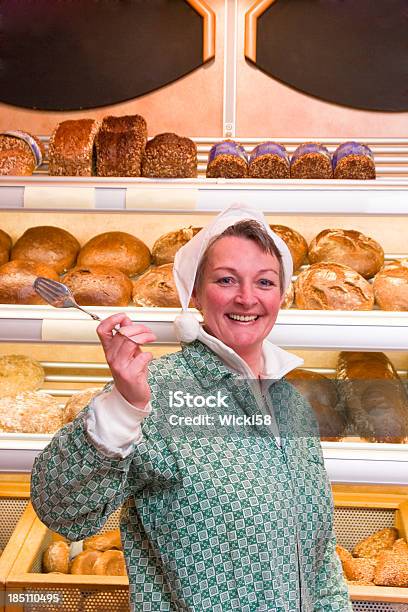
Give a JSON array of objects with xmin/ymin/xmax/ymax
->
[{"xmin": 234, "ymin": 282, "xmax": 258, "ymax": 306}]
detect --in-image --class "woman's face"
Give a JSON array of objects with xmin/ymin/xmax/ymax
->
[{"xmin": 194, "ymin": 236, "xmax": 282, "ymax": 354}]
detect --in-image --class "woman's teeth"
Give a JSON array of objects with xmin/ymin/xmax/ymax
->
[{"xmin": 228, "ymin": 314, "xmax": 259, "ymax": 322}]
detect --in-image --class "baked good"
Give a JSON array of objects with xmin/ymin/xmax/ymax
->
[
  {"xmin": 95, "ymin": 114, "xmax": 147, "ymax": 177},
  {"xmin": 270, "ymin": 225, "xmax": 308, "ymax": 272},
  {"xmin": 393, "ymin": 539, "xmax": 408, "ymax": 555},
  {"xmin": 0, "ymin": 391, "xmax": 62, "ymax": 433},
  {"xmin": 336, "ymin": 352, "xmax": 408, "ymax": 443},
  {"xmin": 63, "ymin": 265, "xmax": 133, "ymax": 306},
  {"xmin": 353, "ymin": 527, "xmax": 398, "ymax": 559},
  {"xmin": 0, "ymin": 260, "xmax": 59, "ymax": 304},
  {"xmin": 63, "ymin": 387, "xmax": 102, "ymax": 424},
  {"xmin": 206, "ymin": 141, "xmax": 248, "ymax": 178},
  {"xmin": 285, "ymin": 369, "xmax": 346, "ymax": 440},
  {"xmin": 333, "ymin": 141, "xmax": 376, "ymax": 180},
  {"xmin": 48, "ymin": 119, "xmax": 100, "ymax": 176},
  {"xmin": 248, "ymin": 142, "xmax": 290, "ymax": 179},
  {"xmin": 92, "ymin": 550, "xmax": 127, "ymax": 576},
  {"xmin": 281, "ymin": 282, "xmax": 294, "ymax": 309},
  {"xmin": 43, "ymin": 541, "xmax": 70, "ymax": 574},
  {"xmin": 0, "ymin": 131, "xmax": 44, "ymax": 175},
  {"xmin": 342, "ymin": 557, "xmax": 376, "ymax": 582},
  {"xmin": 373, "ymin": 259, "xmax": 408, "ymax": 311},
  {"xmin": 290, "ymin": 143, "xmax": 333, "ymax": 179},
  {"xmin": 0, "ymin": 354, "xmax": 44, "ymax": 397},
  {"xmin": 83, "ymin": 529, "xmax": 122, "ymax": 552},
  {"xmin": 0, "ymin": 229, "xmax": 12, "ymax": 266},
  {"xmin": 142, "ymin": 132, "xmax": 197, "ymax": 178},
  {"xmin": 294, "ymin": 263, "xmax": 374, "ymax": 310},
  {"xmin": 152, "ymin": 226, "xmax": 201, "ymax": 266},
  {"xmin": 11, "ymin": 226, "xmax": 80, "ymax": 274},
  {"xmin": 132, "ymin": 263, "xmax": 181, "ymax": 307},
  {"xmin": 374, "ymin": 550, "xmax": 408, "ymax": 586},
  {"xmin": 336, "ymin": 545, "xmax": 352, "ymax": 565},
  {"xmin": 70, "ymin": 550, "xmax": 102, "ymax": 575},
  {"xmin": 77, "ymin": 231, "xmax": 151, "ymax": 277}
]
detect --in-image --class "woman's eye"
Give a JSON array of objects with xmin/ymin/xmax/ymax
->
[
  {"xmin": 258, "ymin": 278, "xmax": 275, "ymax": 287},
  {"xmin": 217, "ymin": 277, "xmax": 234, "ymax": 285}
]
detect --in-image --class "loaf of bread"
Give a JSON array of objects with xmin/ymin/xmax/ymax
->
[
  {"xmin": 285, "ymin": 369, "xmax": 346, "ymax": 440},
  {"xmin": 142, "ymin": 132, "xmax": 197, "ymax": 178},
  {"xmin": 342, "ymin": 557, "xmax": 377, "ymax": 582},
  {"xmin": 206, "ymin": 141, "xmax": 248, "ymax": 178},
  {"xmin": 294, "ymin": 263, "xmax": 374, "ymax": 310},
  {"xmin": 78, "ymin": 231, "xmax": 151, "ymax": 277},
  {"xmin": 84, "ymin": 530, "xmax": 121, "ymax": 552},
  {"xmin": 336, "ymin": 545, "xmax": 352, "ymax": 565},
  {"xmin": 152, "ymin": 226, "xmax": 201, "ymax": 266},
  {"xmin": 0, "ymin": 229, "xmax": 12, "ymax": 266},
  {"xmin": 0, "ymin": 355, "xmax": 44, "ymax": 397},
  {"xmin": 0, "ymin": 131, "xmax": 44, "ymax": 175},
  {"xmin": 248, "ymin": 142, "xmax": 290, "ymax": 179},
  {"xmin": 49, "ymin": 119, "xmax": 100, "ymax": 176},
  {"xmin": 308, "ymin": 229, "xmax": 384, "ymax": 279},
  {"xmin": 95, "ymin": 114, "xmax": 147, "ymax": 177},
  {"xmin": 132, "ymin": 263, "xmax": 181, "ymax": 307},
  {"xmin": 92, "ymin": 550, "xmax": 127, "ymax": 576},
  {"xmin": 353, "ymin": 527, "xmax": 398, "ymax": 559},
  {"xmin": 373, "ymin": 259, "xmax": 408, "ymax": 311},
  {"xmin": 393, "ymin": 539, "xmax": 408, "ymax": 555},
  {"xmin": 0, "ymin": 260, "xmax": 59, "ymax": 304},
  {"xmin": 333, "ymin": 141, "xmax": 376, "ymax": 180},
  {"xmin": 63, "ymin": 387, "xmax": 102, "ymax": 424},
  {"xmin": 11, "ymin": 226, "xmax": 80, "ymax": 273},
  {"xmin": 281, "ymin": 282, "xmax": 294, "ymax": 309},
  {"xmin": 63, "ymin": 265, "xmax": 133, "ymax": 306},
  {"xmin": 290, "ymin": 143, "xmax": 333, "ymax": 179},
  {"xmin": 43, "ymin": 541, "xmax": 70, "ymax": 574},
  {"xmin": 336, "ymin": 352, "xmax": 408, "ymax": 443},
  {"xmin": 0, "ymin": 391, "xmax": 62, "ymax": 433},
  {"xmin": 270, "ymin": 224, "xmax": 308, "ymax": 272},
  {"xmin": 70, "ymin": 550, "xmax": 102, "ymax": 575},
  {"xmin": 374, "ymin": 550, "xmax": 408, "ymax": 587}
]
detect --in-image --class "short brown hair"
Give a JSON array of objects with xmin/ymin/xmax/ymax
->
[{"xmin": 194, "ymin": 219, "xmax": 284, "ymax": 295}]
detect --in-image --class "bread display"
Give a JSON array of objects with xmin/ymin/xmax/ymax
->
[
  {"xmin": 336, "ymin": 352, "xmax": 408, "ymax": 443},
  {"xmin": 294, "ymin": 263, "xmax": 374, "ymax": 310},
  {"xmin": 270, "ymin": 224, "xmax": 308, "ymax": 272},
  {"xmin": 83, "ymin": 529, "xmax": 121, "ymax": 552},
  {"xmin": 95, "ymin": 114, "xmax": 147, "ymax": 177},
  {"xmin": 0, "ymin": 131, "xmax": 44, "ymax": 175},
  {"xmin": 0, "ymin": 354, "xmax": 44, "ymax": 397},
  {"xmin": 63, "ymin": 265, "xmax": 133, "ymax": 306},
  {"xmin": 333, "ymin": 141, "xmax": 376, "ymax": 180},
  {"xmin": 152, "ymin": 226, "xmax": 201, "ymax": 265},
  {"xmin": 78, "ymin": 231, "xmax": 151, "ymax": 277},
  {"xmin": 132, "ymin": 263, "xmax": 181, "ymax": 307},
  {"xmin": 308, "ymin": 229, "xmax": 384, "ymax": 279},
  {"xmin": 248, "ymin": 142, "xmax": 290, "ymax": 179},
  {"xmin": 0, "ymin": 260, "xmax": 59, "ymax": 304},
  {"xmin": 280, "ymin": 282, "xmax": 294, "ymax": 309},
  {"xmin": 63, "ymin": 387, "xmax": 102, "ymax": 424},
  {"xmin": 42, "ymin": 541, "xmax": 70, "ymax": 574},
  {"xmin": 373, "ymin": 259, "xmax": 408, "ymax": 311},
  {"xmin": 0, "ymin": 391, "xmax": 62, "ymax": 433},
  {"xmin": 11, "ymin": 226, "xmax": 80, "ymax": 274},
  {"xmin": 290, "ymin": 143, "xmax": 333, "ymax": 179},
  {"xmin": 0, "ymin": 229, "xmax": 12, "ymax": 266},
  {"xmin": 206, "ymin": 140, "xmax": 248, "ymax": 178},
  {"xmin": 142, "ymin": 132, "xmax": 197, "ymax": 178},
  {"xmin": 48, "ymin": 119, "xmax": 100, "ymax": 176}
]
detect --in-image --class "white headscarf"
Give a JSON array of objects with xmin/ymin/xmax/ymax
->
[{"xmin": 173, "ymin": 202, "xmax": 293, "ymax": 343}]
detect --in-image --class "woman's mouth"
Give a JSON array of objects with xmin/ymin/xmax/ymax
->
[{"xmin": 227, "ymin": 313, "xmax": 259, "ymax": 322}]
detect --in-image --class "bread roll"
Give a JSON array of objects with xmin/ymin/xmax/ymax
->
[
  {"xmin": 294, "ymin": 263, "xmax": 374, "ymax": 310},
  {"xmin": 142, "ymin": 132, "xmax": 197, "ymax": 178},
  {"xmin": 96, "ymin": 114, "xmax": 147, "ymax": 177},
  {"xmin": 248, "ymin": 142, "xmax": 290, "ymax": 179},
  {"xmin": 0, "ymin": 131, "xmax": 44, "ymax": 175},
  {"xmin": 0, "ymin": 354, "xmax": 44, "ymax": 397},
  {"xmin": 342, "ymin": 557, "xmax": 376, "ymax": 582},
  {"xmin": 336, "ymin": 545, "xmax": 352, "ymax": 565},
  {"xmin": 0, "ymin": 391, "xmax": 62, "ymax": 433},
  {"xmin": 290, "ymin": 143, "xmax": 332, "ymax": 179},
  {"xmin": 49, "ymin": 119, "xmax": 100, "ymax": 176},
  {"xmin": 92, "ymin": 550, "xmax": 127, "ymax": 576},
  {"xmin": 0, "ymin": 260, "xmax": 59, "ymax": 304},
  {"xmin": 63, "ymin": 265, "xmax": 132, "ymax": 306},
  {"xmin": 152, "ymin": 227, "xmax": 201, "ymax": 266},
  {"xmin": 206, "ymin": 141, "xmax": 248, "ymax": 178},
  {"xmin": 333, "ymin": 141, "xmax": 376, "ymax": 180},
  {"xmin": 373, "ymin": 259, "xmax": 408, "ymax": 311},
  {"xmin": 270, "ymin": 225, "xmax": 308, "ymax": 272},
  {"xmin": 70, "ymin": 550, "xmax": 102, "ymax": 575},
  {"xmin": 336, "ymin": 351, "xmax": 408, "ymax": 443},
  {"xmin": 393, "ymin": 539, "xmax": 408, "ymax": 555},
  {"xmin": 63, "ymin": 387, "xmax": 102, "ymax": 424},
  {"xmin": 353, "ymin": 527, "xmax": 398, "ymax": 559},
  {"xmin": 280, "ymin": 282, "xmax": 294, "ymax": 309},
  {"xmin": 43, "ymin": 541, "xmax": 70, "ymax": 574},
  {"xmin": 11, "ymin": 226, "xmax": 80, "ymax": 273},
  {"xmin": 0, "ymin": 229, "xmax": 12, "ymax": 266},
  {"xmin": 374, "ymin": 550, "xmax": 408, "ymax": 587},
  {"xmin": 83, "ymin": 529, "xmax": 121, "ymax": 552},
  {"xmin": 308, "ymin": 229, "xmax": 384, "ymax": 279},
  {"xmin": 132, "ymin": 263, "xmax": 181, "ymax": 307},
  {"xmin": 78, "ymin": 231, "xmax": 151, "ymax": 277}
]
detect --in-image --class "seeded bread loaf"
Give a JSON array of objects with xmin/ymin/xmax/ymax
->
[
  {"xmin": 142, "ymin": 132, "xmax": 197, "ymax": 178},
  {"xmin": 248, "ymin": 142, "xmax": 290, "ymax": 179},
  {"xmin": 49, "ymin": 119, "xmax": 100, "ymax": 176},
  {"xmin": 206, "ymin": 140, "xmax": 248, "ymax": 178},
  {"xmin": 95, "ymin": 114, "xmax": 147, "ymax": 177},
  {"xmin": 290, "ymin": 143, "xmax": 333, "ymax": 179},
  {"xmin": 333, "ymin": 141, "xmax": 375, "ymax": 180},
  {"xmin": 0, "ymin": 131, "xmax": 44, "ymax": 175}
]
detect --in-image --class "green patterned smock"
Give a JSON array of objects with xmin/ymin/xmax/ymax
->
[{"xmin": 31, "ymin": 340, "xmax": 352, "ymax": 611}]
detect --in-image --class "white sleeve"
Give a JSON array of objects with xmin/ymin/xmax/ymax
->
[{"xmin": 84, "ymin": 385, "xmax": 151, "ymax": 459}]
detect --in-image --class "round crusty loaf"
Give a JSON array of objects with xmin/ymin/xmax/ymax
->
[
  {"xmin": 78, "ymin": 231, "xmax": 151, "ymax": 277},
  {"xmin": 270, "ymin": 224, "xmax": 308, "ymax": 272},
  {"xmin": 0, "ymin": 229, "xmax": 12, "ymax": 266},
  {"xmin": 0, "ymin": 391, "xmax": 62, "ymax": 433},
  {"xmin": 43, "ymin": 541, "xmax": 70, "ymax": 574},
  {"xmin": 0, "ymin": 260, "xmax": 59, "ymax": 304},
  {"xmin": 281, "ymin": 282, "xmax": 294, "ymax": 309},
  {"xmin": 142, "ymin": 132, "xmax": 197, "ymax": 178},
  {"xmin": 152, "ymin": 226, "xmax": 202, "ymax": 266},
  {"xmin": 308, "ymin": 229, "xmax": 384, "ymax": 279},
  {"xmin": 63, "ymin": 387, "xmax": 102, "ymax": 424},
  {"xmin": 63, "ymin": 265, "xmax": 133, "ymax": 306},
  {"xmin": 132, "ymin": 264, "xmax": 181, "ymax": 307},
  {"xmin": 0, "ymin": 354, "xmax": 44, "ymax": 397},
  {"xmin": 373, "ymin": 260, "xmax": 408, "ymax": 311},
  {"xmin": 294, "ymin": 262, "xmax": 374, "ymax": 310},
  {"xmin": 11, "ymin": 226, "xmax": 80, "ymax": 274}
]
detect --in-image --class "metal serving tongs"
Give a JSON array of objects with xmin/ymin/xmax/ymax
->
[{"xmin": 33, "ymin": 276, "xmax": 140, "ymax": 344}]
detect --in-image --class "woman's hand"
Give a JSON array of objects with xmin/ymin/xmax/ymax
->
[{"xmin": 97, "ymin": 313, "xmax": 157, "ymax": 409}]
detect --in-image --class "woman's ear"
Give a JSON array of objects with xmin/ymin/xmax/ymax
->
[{"xmin": 190, "ymin": 289, "xmax": 201, "ymax": 310}]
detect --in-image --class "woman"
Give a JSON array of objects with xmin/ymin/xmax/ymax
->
[{"xmin": 31, "ymin": 203, "xmax": 351, "ymax": 611}]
